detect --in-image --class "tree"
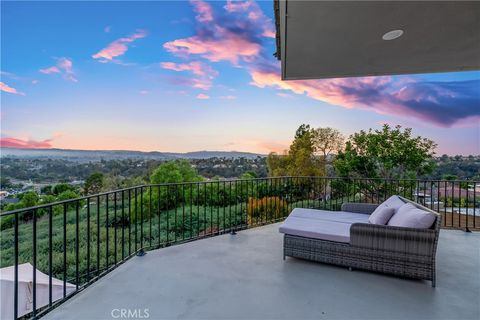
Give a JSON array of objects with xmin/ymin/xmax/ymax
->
[
  {"xmin": 267, "ymin": 124, "xmax": 324, "ymax": 177},
  {"xmin": 240, "ymin": 171, "xmax": 257, "ymax": 179},
  {"xmin": 41, "ymin": 185, "xmax": 53, "ymax": 195},
  {"xmin": 150, "ymin": 160, "xmax": 202, "ymax": 184},
  {"xmin": 313, "ymin": 127, "xmax": 344, "ymax": 159},
  {"xmin": 84, "ymin": 172, "xmax": 104, "ymax": 195},
  {"xmin": 312, "ymin": 127, "xmax": 344, "ymax": 173},
  {"xmin": 334, "ymin": 124, "xmax": 437, "ymax": 179},
  {"xmin": 52, "ymin": 183, "xmax": 75, "ymax": 195},
  {"xmin": 20, "ymin": 192, "xmax": 39, "ymax": 207},
  {"xmin": 57, "ymin": 190, "xmax": 79, "ymax": 201}
]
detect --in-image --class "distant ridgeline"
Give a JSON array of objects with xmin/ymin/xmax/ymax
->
[{"xmin": 0, "ymin": 148, "xmax": 264, "ymax": 162}]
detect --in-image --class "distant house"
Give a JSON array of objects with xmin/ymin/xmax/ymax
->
[
  {"xmin": 1, "ymin": 198, "xmax": 19, "ymax": 205},
  {"xmin": 436, "ymin": 181, "xmax": 480, "ymax": 199}
]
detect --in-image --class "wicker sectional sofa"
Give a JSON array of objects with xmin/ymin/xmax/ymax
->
[{"xmin": 279, "ymin": 196, "xmax": 441, "ymax": 287}]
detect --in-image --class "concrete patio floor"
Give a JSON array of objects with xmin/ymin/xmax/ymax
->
[{"xmin": 45, "ymin": 223, "xmax": 480, "ymax": 320}]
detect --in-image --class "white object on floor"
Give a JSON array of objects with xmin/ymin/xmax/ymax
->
[{"xmin": 0, "ymin": 263, "xmax": 75, "ymax": 319}]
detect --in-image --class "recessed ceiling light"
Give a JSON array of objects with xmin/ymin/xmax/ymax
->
[{"xmin": 382, "ymin": 29, "xmax": 404, "ymax": 41}]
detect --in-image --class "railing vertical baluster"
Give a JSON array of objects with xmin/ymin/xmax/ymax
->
[
  {"xmin": 63, "ymin": 203, "xmax": 67, "ymax": 298},
  {"xmin": 466, "ymin": 181, "xmax": 470, "ymax": 232},
  {"xmin": 182, "ymin": 184, "xmax": 185, "ymax": 240},
  {"xmin": 97, "ymin": 196, "xmax": 100, "ymax": 276},
  {"xmin": 245, "ymin": 179, "xmax": 249, "ymax": 227},
  {"xmin": 197, "ymin": 183, "xmax": 200, "ymax": 238},
  {"xmin": 32, "ymin": 209, "xmax": 37, "ymax": 318},
  {"xmin": 122, "ymin": 191, "xmax": 125, "ymax": 259},
  {"xmin": 128, "ymin": 190, "xmax": 131, "ymax": 256},
  {"xmin": 190, "ymin": 184, "xmax": 193, "ymax": 239},
  {"xmin": 223, "ymin": 181, "xmax": 226, "ymax": 231},
  {"xmin": 217, "ymin": 181, "xmax": 220, "ymax": 233},
  {"xmin": 174, "ymin": 185, "xmax": 178, "ymax": 242},
  {"xmin": 114, "ymin": 192, "xmax": 118, "ymax": 264},
  {"xmin": 14, "ymin": 212, "xmax": 19, "ymax": 320},
  {"xmin": 87, "ymin": 198, "xmax": 90, "ymax": 282},
  {"xmin": 443, "ymin": 181, "xmax": 447, "ymax": 227},
  {"xmin": 211, "ymin": 183, "xmax": 214, "ymax": 235},
  {"xmin": 458, "ymin": 182, "xmax": 462, "ymax": 229},
  {"xmin": 256, "ymin": 179, "xmax": 260, "ymax": 225},
  {"xmin": 240, "ymin": 180, "xmax": 243, "ymax": 228},
  {"xmin": 157, "ymin": 186, "xmax": 164, "ymax": 247},
  {"xmin": 437, "ymin": 181, "xmax": 440, "ymax": 213},
  {"xmin": 430, "ymin": 181, "xmax": 434, "ymax": 210},
  {"xmin": 323, "ymin": 177, "xmax": 327, "ymax": 209},
  {"xmin": 450, "ymin": 182, "xmax": 453, "ymax": 227},
  {"xmin": 269, "ymin": 178, "xmax": 273, "ymax": 222},
  {"xmin": 229, "ymin": 181, "xmax": 232, "ymax": 232},
  {"xmin": 275, "ymin": 178, "xmax": 279, "ymax": 221},
  {"xmin": 106, "ymin": 193, "xmax": 109, "ymax": 269},
  {"xmin": 204, "ymin": 183, "xmax": 207, "ymax": 234},
  {"xmin": 49, "ymin": 206, "xmax": 53, "ymax": 307},
  {"xmin": 149, "ymin": 186, "xmax": 152, "ymax": 247},
  {"xmin": 134, "ymin": 188, "xmax": 138, "ymax": 252},
  {"xmin": 140, "ymin": 187, "xmax": 144, "ymax": 251},
  {"xmin": 75, "ymin": 202, "xmax": 79, "ymax": 288},
  {"xmin": 473, "ymin": 182, "xmax": 477, "ymax": 229},
  {"xmin": 166, "ymin": 186, "xmax": 170, "ymax": 244}
]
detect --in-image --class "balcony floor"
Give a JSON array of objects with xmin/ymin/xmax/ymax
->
[{"xmin": 45, "ymin": 224, "xmax": 479, "ymax": 320}]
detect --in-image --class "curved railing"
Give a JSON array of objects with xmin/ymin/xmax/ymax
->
[{"xmin": 0, "ymin": 176, "xmax": 478, "ymax": 319}]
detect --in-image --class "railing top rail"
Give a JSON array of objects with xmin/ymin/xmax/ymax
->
[{"xmin": 1, "ymin": 176, "xmax": 478, "ymax": 217}]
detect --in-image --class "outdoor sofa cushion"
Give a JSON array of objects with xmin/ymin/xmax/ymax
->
[
  {"xmin": 368, "ymin": 206, "xmax": 395, "ymax": 225},
  {"xmin": 279, "ymin": 208, "xmax": 369, "ymax": 243},
  {"xmin": 382, "ymin": 195, "xmax": 406, "ymax": 212},
  {"xmin": 279, "ymin": 216, "xmax": 352, "ymax": 243},
  {"xmin": 387, "ymin": 202, "xmax": 437, "ymax": 229},
  {"xmin": 290, "ymin": 208, "xmax": 370, "ymax": 224}
]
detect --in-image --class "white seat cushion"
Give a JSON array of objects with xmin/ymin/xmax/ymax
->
[
  {"xmin": 279, "ymin": 208, "xmax": 369, "ymax": 243},
  {"xmin": 279, "ymin": 216, "xmax": 352, "ymax": 243},
  {"xmin": 289, "ymin": 208, "xmax": 370, "ymax": 224}
]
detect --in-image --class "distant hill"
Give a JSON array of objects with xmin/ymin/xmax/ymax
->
[{"xmin": 0, "ymin": 148, "xmax": 264, "ymax": 162}]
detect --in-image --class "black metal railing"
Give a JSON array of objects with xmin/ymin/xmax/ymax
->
[{"xmin": 0, "ymin": 176, "xmax": 478, "ymax": 319}]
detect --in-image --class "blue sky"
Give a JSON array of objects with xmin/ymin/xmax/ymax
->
[{"xmin": 1, "ymin": 1, "xmax": 479, "ymax": 155}]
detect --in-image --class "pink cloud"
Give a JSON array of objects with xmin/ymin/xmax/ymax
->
[
  {"xmin": 164, "ymin": 28, "xmax": 260, "ymax": 65},
  {"xmin": 0, "ymin": 137, "xmax": 52, "ymax": 149},
  {"xmin": 0, "ymin": 82, "xmax": 25, "ymax": 96},
  {"xmin": 163, "ymin": 1, "xmax": 273, "ymax": 64},
  {"xmin": 249, "ymin": 62, "xmax": 480, "ymax": 127},
  {"xmin": 139, "ymin": 90, "xmax": 149, "ymax": 95},
  {"xmin": 219, "ymin": 95, "xmax": 237, "ymax": 100},
  {"xmin": 277, "ymin": 92, "xmax": 293, "ymax": 98},
  {"xmin": 196, "ymin": 93, "xmax": 210, "ymax": 99},
  {"xmin": 39, "ymin": 66, "xmax": 60, "ymax": 74},
  {"xmin": 161, "ymin": 61, "xmax": 218, "ymax": 90},
  {"xmin": 223, "ymin": 0, "xmax": 275, "ymax": 38},
  {"xmin": 92, "ymin": 29, "xmax": 147, "ymax": 62},
  {"xmin": 191, "ymin": 0, "xmax": 213, "ymax": 22},
  {"xmin": 224, "ymin": 0, "xmax": 252, "ymax": 12},
  {"xmin": 39, "ymin": 57, "xmax": 77, "ymax": 82},
  {"xmin": 2, "ymin": 71, "xmax": 39, "ymax": 86}
]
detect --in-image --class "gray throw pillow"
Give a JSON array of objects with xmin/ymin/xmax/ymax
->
[
  {"xmin": 387, "ymin": 203, "xmax": 437, "ymax": 229},
  {"xmin": 368, "ymin": 206, "xmax": 395, "ymax": 225},
  {"xmin": 382, "ymin": 195, "xmax": 405, "ymax": 212}
]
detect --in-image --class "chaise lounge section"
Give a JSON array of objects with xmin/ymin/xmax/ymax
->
[{"xmin": 279, "ymin": 196, "xmax": 441, "ymax": 287}]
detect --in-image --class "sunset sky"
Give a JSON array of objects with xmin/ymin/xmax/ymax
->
[{"xmin": 1, "ymin": 1, "xmax": 479, "ymax": 155}]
